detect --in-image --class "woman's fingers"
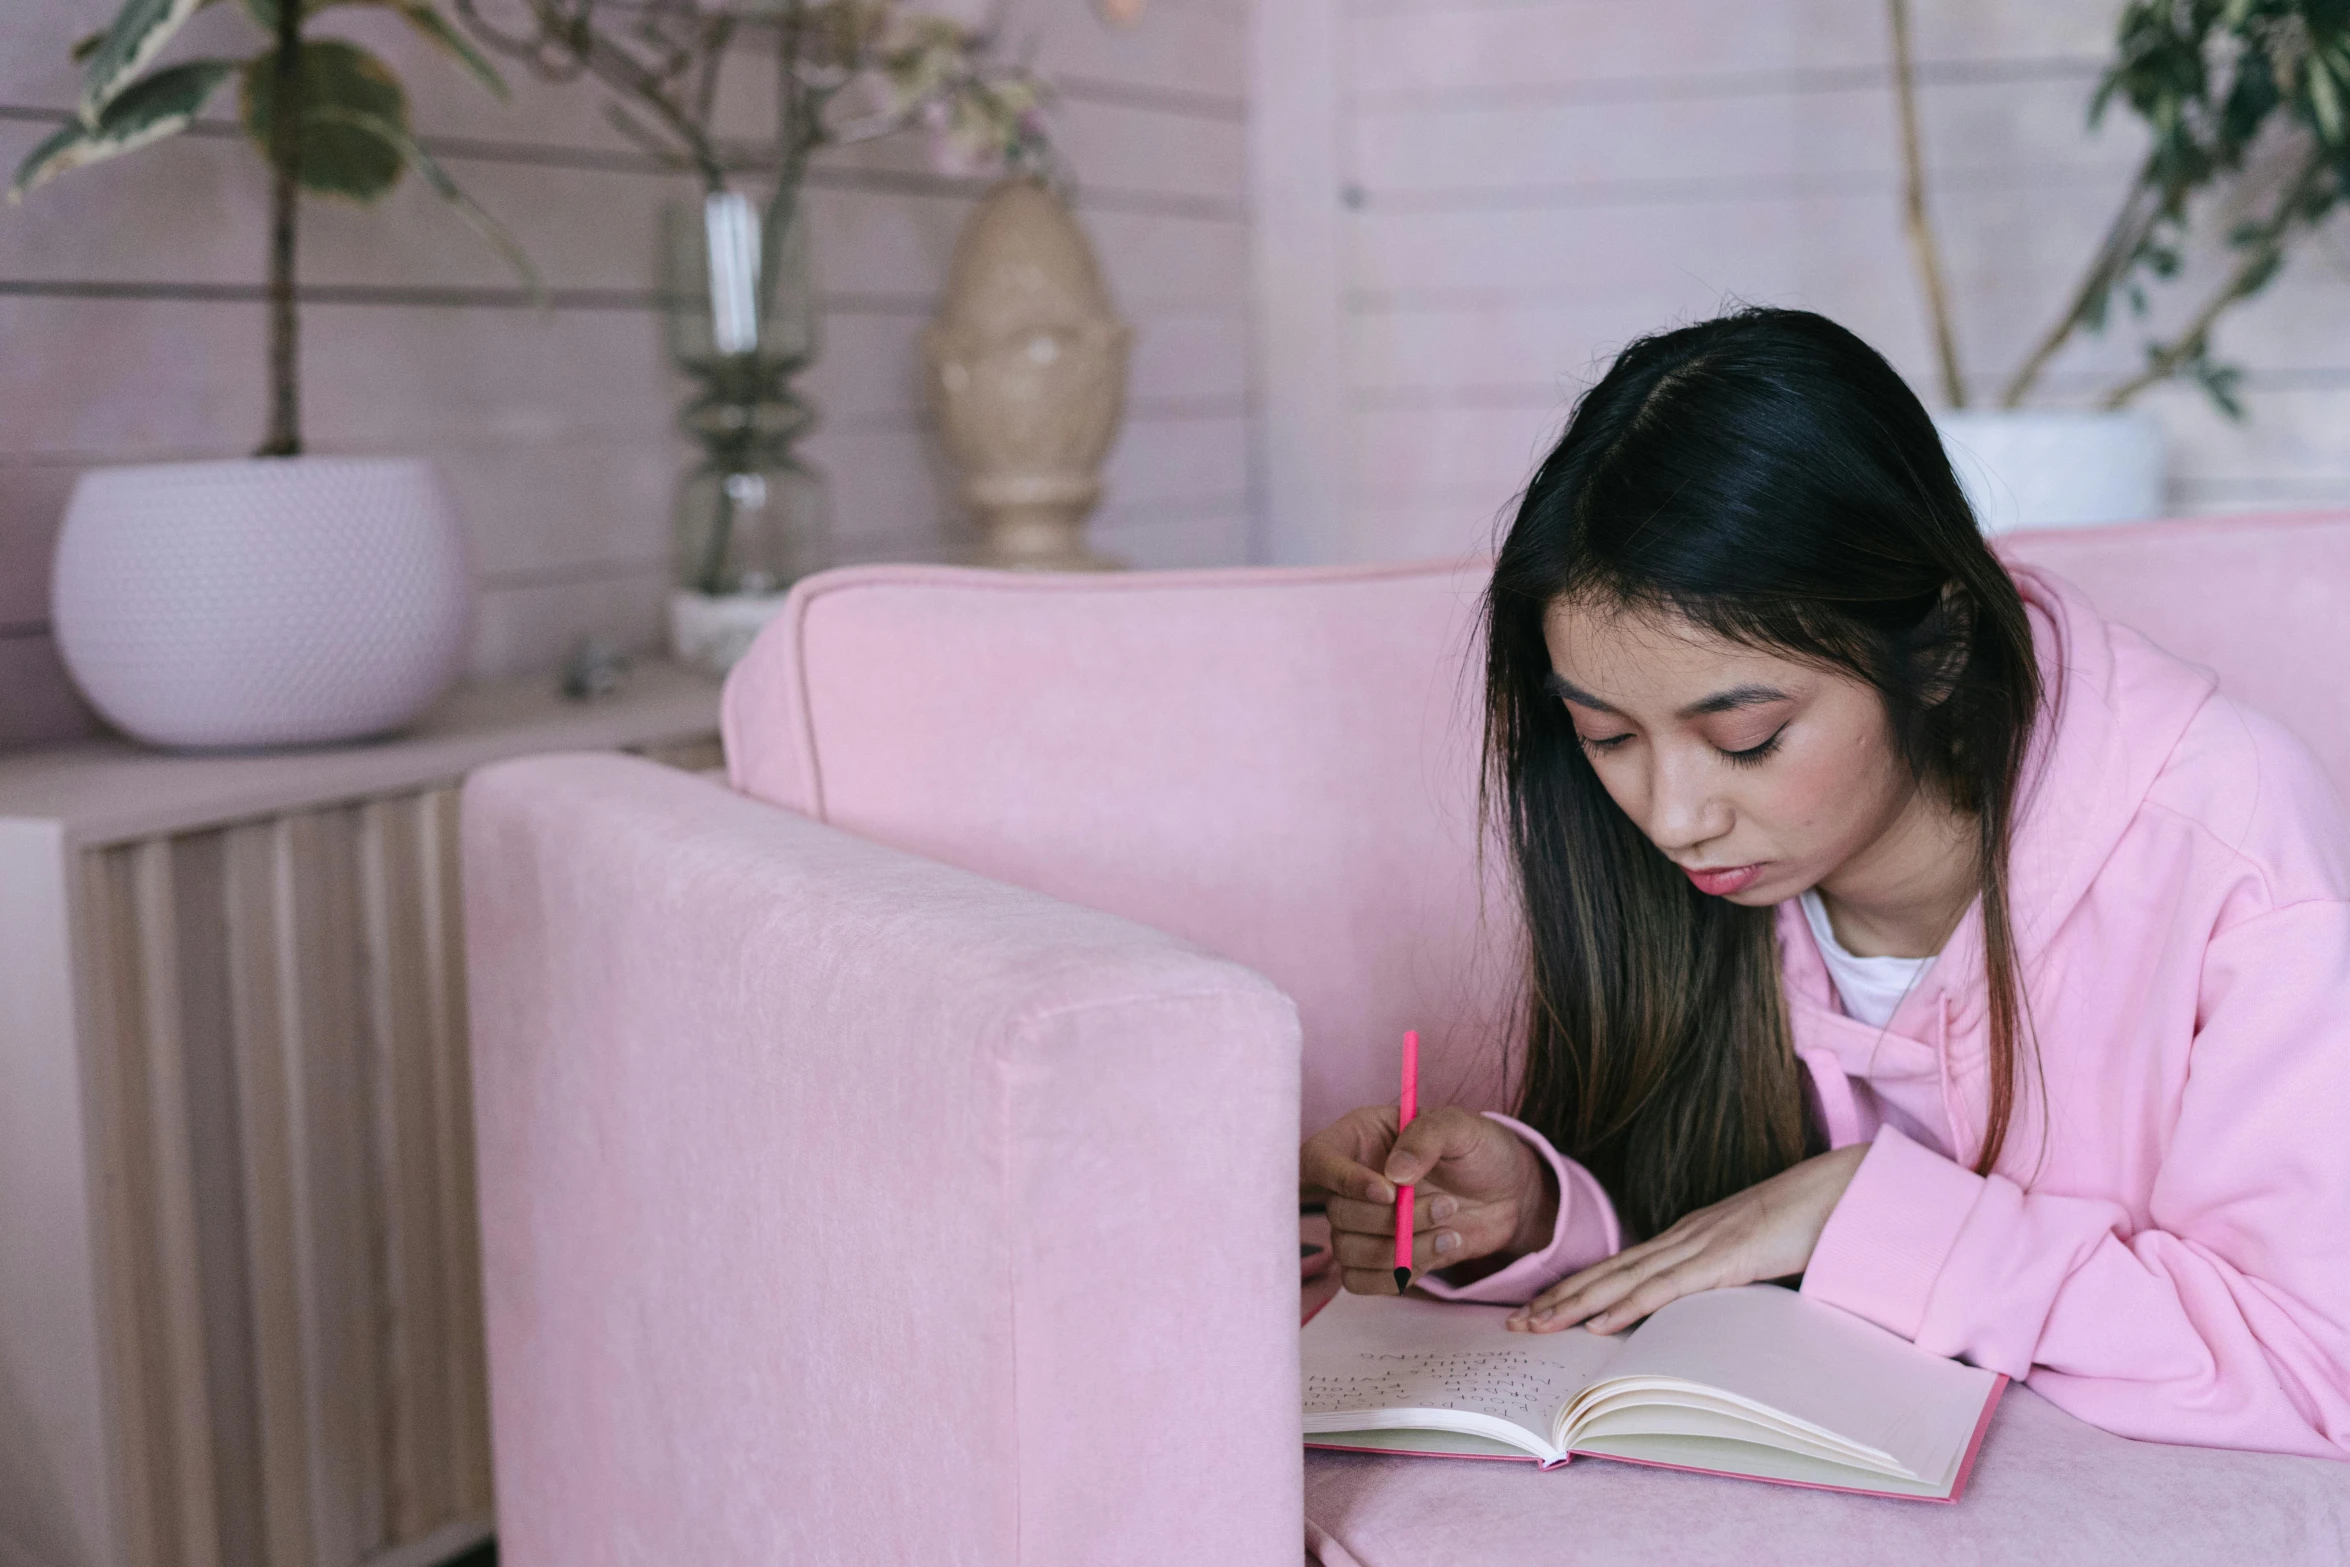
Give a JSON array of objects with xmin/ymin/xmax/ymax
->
[
  {"xmin": 1382, "ymin": 1106, "xmax": 1494, "ymax": 1185},
  {"xmin": 1340, "ymin": 1264, "xmax": 1421, "ymax": 1295},
  {"xmin": 1324, "ymin": 1191, "xmax": 1457, "ymax": 1237},
  {"xmin": 1299, "ymin": 1106, "xmax": 1403, "ymax": 1199},
  {"xmin": 1507, "ymin": 1233, "xmax": 1707, "ymax": 1332},
  {"xmin": 1329, "ymin": 1229, "xmax": 1394, "ymax": 1270},
  {"xmin": 1579, "ymin": 1265, "xmax": 1713, "ymax": 1333},
  {"xmin": 1300, "ymin": 1143, "xmax": 1392, "ymax": 1207},
  {"xmin": 1330, "ymin": 1224, "xmax": 1463, "ymax": 1271}
]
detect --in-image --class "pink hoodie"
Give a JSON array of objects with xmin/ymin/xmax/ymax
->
[{"xmin": 1421, "ymin": 564, "xmax": 2350, "ymax": 1460}]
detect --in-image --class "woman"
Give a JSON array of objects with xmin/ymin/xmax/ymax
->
[{"xmin": 1299, "ymin": 307, "xmax": 2350, "ymax": 1457}]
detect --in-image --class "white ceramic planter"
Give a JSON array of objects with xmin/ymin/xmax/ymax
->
[
  {"xmin": 668, "ymin": 588, "xmax": 787, "ymax": 677},
  {"xmin": 52, "ymin": 456, "xmax": 473, "ymax": 750},
  {"xmin": 1934, "ymin": 409, "xmax": 2167, "ymax": 535}
]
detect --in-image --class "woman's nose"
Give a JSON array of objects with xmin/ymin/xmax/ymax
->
[{"xmin": 1646, "ymin": 755, "xmax": 1731, "ymax": 853}]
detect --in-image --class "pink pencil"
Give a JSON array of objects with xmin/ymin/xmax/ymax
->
[{"xmin": 1393, "ymin": 1029, "xmax": 1419, "ymax": 1294}]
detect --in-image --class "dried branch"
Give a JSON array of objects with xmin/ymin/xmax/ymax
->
[
  {"xmin": 1887, "ymin": 0, "xmax": 1965, "ymax": 408},
  {"xmin": 2000, "ymin": 168, "xmax": 2165, "ymax": 408}
]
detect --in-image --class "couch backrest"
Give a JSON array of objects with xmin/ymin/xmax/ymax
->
[
  {"xmin": 723, "ymin": 559, "xmax": 1519, "ymax": 1134},
  {"xmin": 722, "ymin": 511, "xmax": 2350, "ymax": 1136},
  {"xmin": 2001, "ymin": 510, "xmax": 2350, "ymax": 797}
]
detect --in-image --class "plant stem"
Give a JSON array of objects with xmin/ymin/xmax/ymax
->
[
  {"xmin": 2000, "ymin": 169, "xmax": 2162, "ymax": 408},
  {"xmin": 2101, "ymin": 151, "xmax": 2327, "ymax": 408},
  {"xmin": 257, "ymin": 0, "xmax": 305, "ymax": 457},
  {"xmin": 1887, "ymin": 0, "xmax": 1965, "ymax": 408}
]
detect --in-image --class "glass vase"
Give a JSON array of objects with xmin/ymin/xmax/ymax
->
[{"xmin": 662, "ymin": 189, "xmax": 833, "ymax": 671}]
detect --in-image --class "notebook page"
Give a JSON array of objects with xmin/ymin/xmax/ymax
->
[
  {"xmin": 1581, "ymin": 1285, "xmax": 1996, "ymax": 1483},
  {"xmin": 1569, "ymin": 1430, "xmax": 1961, "ymax": 1500},
  {"xmin": 1572, "ymin": 1393, "xmax": 1903, "ymax": 1472},
  {"xmin": 1302, "ymin": 1292, "xmax": 1623, "ymax": 1453}
]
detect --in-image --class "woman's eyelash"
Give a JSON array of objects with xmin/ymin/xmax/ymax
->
[
  {"xmin": 1573, "ymin": 727, "xmax": 1786, "ymax": 762},
  {"xmin": 1720, "ymin": 727, "xmax": 1787, "ymax": 767}
]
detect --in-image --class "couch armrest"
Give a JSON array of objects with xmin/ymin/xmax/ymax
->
[{"xmin": 463, "ymin": 754, "xmax": 1304, "ymax": 1567}]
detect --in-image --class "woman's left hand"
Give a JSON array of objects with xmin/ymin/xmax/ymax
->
[{"xmin": 1508, "ymin": 1144, "xmax": 1869, "ymax": 1335}]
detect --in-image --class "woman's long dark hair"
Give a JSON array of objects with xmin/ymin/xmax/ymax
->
[{"xmin": 1482, "ymin": 308, "xmax": 2040, "ymax": 1242}]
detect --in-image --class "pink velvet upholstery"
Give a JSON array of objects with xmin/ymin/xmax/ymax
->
[
  {"xmin": 466, "ymin": 512, "xmax": 2350, "ymax": 1566},
  {"xmin": 2001, "ymin": 511, "xmax": 2350, "ymax": 796},
  {"xmin": 721, "ymin": 559, "xmax": 1519, "ymax": 1136},
  {"xmin": 463, "ymin": 755, "xmax": 1304, "ymax": 1567}
]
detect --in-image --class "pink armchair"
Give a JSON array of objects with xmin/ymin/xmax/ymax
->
[{"xmin": 463, "ymin": 516, "xmax": 2350, "ymax": 1567}]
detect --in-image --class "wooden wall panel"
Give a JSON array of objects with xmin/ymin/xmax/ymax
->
[
  {"xmin": 218, "ymin": 822, "xmax": 318, "ymax": 1567},
  {"xmin": 2, "ymin": 676, "xmax": 716, "ymax": 1567},
  {"xmin": 355, "ymin": 800, "xmax": 451, "ymax": 1542},
  {"xmin": 2, "ymin": 0, "xmax": 1254, "ymax": 748},
  {"xmin": 420, "ymin": 788, "xmax": 494, "ymax": 1519},
  {"xmin": 278, "ymin": 806, "xmax": 392, "ymax": 1567},
  {"xmin": 1265, "ymin": 0, "xmax": 2350, "ymax": 563},
  {"xmin": 63, "ymin": 793, "xmax": 517, "ymax": 1567}
]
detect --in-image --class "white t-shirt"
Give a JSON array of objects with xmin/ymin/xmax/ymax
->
[{"xmin": 1798, "ymin": 889, "xmax": 1935, "ymax": 1028}]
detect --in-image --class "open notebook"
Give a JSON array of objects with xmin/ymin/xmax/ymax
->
[{"xmin": 1303, "ymin": 1285, "xmax": 2005, "ymax": 1501}]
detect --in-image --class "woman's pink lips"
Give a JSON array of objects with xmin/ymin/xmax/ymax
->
[{"xmin": 1683, "ymin": 862, "xmax": 1766, "ymax": 896}]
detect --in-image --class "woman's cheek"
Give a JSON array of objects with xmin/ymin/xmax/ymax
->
[
  {"xmin": 1586, "ymin": 751, "xmax": 1649, "ymax": 822},
  {"xmin": 1759, "ymin": 736, "xmax": 1865, "ymax": 847}
]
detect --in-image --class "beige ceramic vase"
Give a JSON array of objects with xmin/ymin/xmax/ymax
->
[{"xmin": 925, "ymin": 179, "xmax": 1131, "ymax": 571}]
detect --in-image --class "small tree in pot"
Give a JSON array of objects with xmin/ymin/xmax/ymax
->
[
  {"xmin": 15, "ymin": 0, "xmax": 536, "ymax": 452},
  {"xmin": 1887, "ymin": 0, "xmax": 2350, "ymax": 528},
  {"xmin": 12, "ymin": 0, "xmax": 537, "ymax": 749}
]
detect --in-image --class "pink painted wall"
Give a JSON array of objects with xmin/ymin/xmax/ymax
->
[
  {"xmin": 0, "ymin": 0, "xmax": 1251, "ymax": 748},
  {"xmin": 1267, "ymin": 0, "xmax": 2350, "ymax": 563}
]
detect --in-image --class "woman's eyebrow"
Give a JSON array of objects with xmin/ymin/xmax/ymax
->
[
  {"xmin": 1543, "ymin": 673, "xmax": 1620, "ymax": 712},
  {"xmin": 1680, "ymin": 683, "xmax": 1792, "ymax": 718}
]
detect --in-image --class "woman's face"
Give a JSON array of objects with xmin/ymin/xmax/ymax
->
[{"xmin": 1540, "ymin": 596, "xmax": 1919, "ymax": 907}]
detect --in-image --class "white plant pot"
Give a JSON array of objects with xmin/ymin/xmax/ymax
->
[
  {"xmin": 1934, "ymin": 409, "xmax": 2167, "ymax": 535},
  {"xmin": 51, "ymin": 456, "xmax": 473, "ymax": 750},
  {"xmin": 668, "ymin": 588, "xmax": 788, "ymax": 677}
]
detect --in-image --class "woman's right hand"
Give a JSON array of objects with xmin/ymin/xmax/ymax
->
[{"xmin": 1299, "ymin": 1105, "xmax": 1558, "ymax": 1294}]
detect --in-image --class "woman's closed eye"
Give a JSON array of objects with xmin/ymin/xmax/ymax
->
[
  {"xmin": 1573, "ymin": 721, "xmax": 1790, "ymax": 763},
  {"xmin": 1718, "ymin": 725, "xmax": 1788, "ymax": 767}
]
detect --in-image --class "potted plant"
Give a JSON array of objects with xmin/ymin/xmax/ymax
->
[
  {"xmin": 457, "ymin": 0, "xmax": 1068, "ymax": 672},
  {"xmin": 13, "ymin": 0, "xmax": 535, "ymax": 748},
  {"xmin": 1887, "ymin": 0, "xmax": 2350, "ymax": 531}
]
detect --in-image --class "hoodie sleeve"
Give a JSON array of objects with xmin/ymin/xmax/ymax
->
[
  {"xmin": 1801, "ymin": 900, "xmax": 2350, "ymax": 1458},
  {"xmin": 1412, "ymin": 1113, "xmax": 1623, "ymax": 1305}
]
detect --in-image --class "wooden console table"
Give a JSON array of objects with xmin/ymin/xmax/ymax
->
[{"xmin": 0, "ymin": 665, "xmax": 722, "ymax": 1567}]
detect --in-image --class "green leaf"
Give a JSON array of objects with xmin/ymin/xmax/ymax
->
[
  {"xmin": 79, "ymin": 0, "xmax": 210, "ymax": 122},
  {"xmin": 69, "ymin": 30, "xmax": 107, "ymax": 63},
  {"xmin": 245, "ymin": 0, "xmax": 505, "ymax": 98},
  {"xmin": 2190, "ymin": 352, "xmax": 2246, "ymax": 420},
  {"xmin": 2310, "ymin": 54, "xmax": 2347, "ymax": 143},
  {"xmin": 238, "ymin": 0, "xmax": 306, "ymax": 29},
  {"xmin": 303, "ymin": 103, "xmax": 541, "ymax": 294},
  {"xmin": 377, "ymin": 2, "xmax": 506, "ymax": 100},
  {"xmin": 240, "ymin": 39, "xmax": 406, "ymax": 200},
  {"xmin": 14, "ymin": 58, "xmax": 236, "ymax": 199}
]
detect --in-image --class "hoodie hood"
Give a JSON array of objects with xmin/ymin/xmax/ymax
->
[
  {"xmin": 1994, "ymin": 563, "xmax": 2218, "ymax": 974},
  {"xmin": 1780, "ymin": 562, "xmax": 2219, "ymax": 1159}
]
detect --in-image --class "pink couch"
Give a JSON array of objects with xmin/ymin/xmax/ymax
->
[{"xmin": 463, "ymin": 514, "xmax": 2350, "ymax": 1566}]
